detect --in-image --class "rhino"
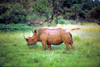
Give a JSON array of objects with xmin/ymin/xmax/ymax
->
[{"xmin": 24, "ymin": 28, "xmax": 80, "ymax": 51}]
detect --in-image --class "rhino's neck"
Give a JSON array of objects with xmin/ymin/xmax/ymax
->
[
  {"xmin": 37, "ymin": 28, "xmax": 46, "ymax": 42},
  {"xmin": 37, "ymin": 29, "xmax": 41, "ymax": 41}
]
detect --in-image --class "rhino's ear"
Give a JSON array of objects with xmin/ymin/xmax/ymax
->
[
  {"xmin": 34, "ymin": 30, "xmax": 37, "ymax": 33},
  {"xmin": 26, "ymin": 39, "xmax": 28, "ymax": 42}
]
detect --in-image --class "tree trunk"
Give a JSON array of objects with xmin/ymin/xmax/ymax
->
[
  {"xmin": 43, "ymin": 0, "xmax": 59, "ymax": 24},
  {"xmin": 50, "ymin": 0, "xmax": 55, "ymax": 23}
]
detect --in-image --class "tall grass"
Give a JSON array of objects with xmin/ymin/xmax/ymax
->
[{"xmin": 0, "ymin": 24, "xmax": 100, "ymax": 67}]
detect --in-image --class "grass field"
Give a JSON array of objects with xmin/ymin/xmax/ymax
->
[{"xmin": 0, "ymin": 23, "xmax": 100, "ymax": 67}]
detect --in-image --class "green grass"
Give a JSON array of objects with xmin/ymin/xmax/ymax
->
[{"xmin": 0, "ymin": 24, "xmax": 100, "ymax": 67}]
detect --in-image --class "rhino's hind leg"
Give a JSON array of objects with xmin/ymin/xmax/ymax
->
[
  {"xmin": 47, "ymin": 44, "xmax": 51, "ymax": 51},
  {"xmin": 42, "ymin": 41, "xmax": 47, "ymax": 50},
  {"xmin": 70, "ymin": 43, "xmax": 75, "ymax": 50},
  {"xmin": 63, "ymin": 42, "xmax": 70, "ymax": 51}
]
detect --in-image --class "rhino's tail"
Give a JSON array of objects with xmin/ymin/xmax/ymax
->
[{"xmin": 71, "ymin": 28, "xmax": 80, "ymax": 31}]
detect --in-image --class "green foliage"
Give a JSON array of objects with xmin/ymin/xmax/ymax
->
[
  {"xmin": 58, "ymin": 0, "xmax": 100, "ymax": 21},
  {"xmin": 0, "ymin": 3, "xmax": 27, "ymax": 24},
  {"xmin": 11, "ymin": 3, "xmax": 27, "ymax": 23},
  {"xmin": 0, "ymin": 57, "xmax": 6, "ymax": 66},
  {"xmin": 71, "ymin": 4, "xmax": 82, "ymax": 11},
  {"xmin": 63, "ymin": 7, "xmax": 75, "ymax": 20},
  {"xmin": 52, "ymin": 17, "xmax": 69, "ymax": 24},
  {"xmin": 79, "ymin": 10, "xmax": 86, "ymax": 19},
  {"xmin": 87, "ymin": 5, "xmax": 100, "ymax": 23},
  {"xmin": 58, "ymin": 19, "xmax": 66, "ymax": 24},
  {"xmin": 31, "ymin": 0, "xmax": 51, "ymax": 21},
  {"xmin": 0, "ymin": 0, "xmax": 100, "ymax": 25},
  {"xmin": 33, "ymin": 0, "xmax": 49, "ymax": 14},
  {"xmin": 0, "ymin": 24, "xmax": 34, "ymax": 32},
  {"xmin": 20, "ymin": 0, "xmax": 32, "ymax": 10}
]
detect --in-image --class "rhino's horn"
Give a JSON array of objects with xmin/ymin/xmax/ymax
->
[{"xmin": 23, "ymin": 35, "xmax": 28, "ymax": 41}]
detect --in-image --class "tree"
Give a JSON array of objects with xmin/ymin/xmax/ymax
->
[
  {"xmin": 63, "ymin": 7, "xmax": 75, "ymax": 20},
  {"xmin": 87, "ymin": 5, "xmax": 100, "ymax": 24},
  {"xmin": 33, "ymin": 0, "xmax": 49, "ymax": 16},
  {"xmin": 20, "ymin": 0, "xmax": 32, "ymax": 10},
  {"xmin": 0, "ymin": 3, "xmax": 27, "ymax": 24},
  {"xmin": 50, "ymin": 0, "xmax": 59, "ymax": 23}
]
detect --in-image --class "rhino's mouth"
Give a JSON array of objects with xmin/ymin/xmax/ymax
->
[
  {"xmin": 28, "ymin": 44, "xmax": 31, "ymax": 46},
  {"xmin": 28, "ymin": 44, "xmax": 36, "ymax": 46}
]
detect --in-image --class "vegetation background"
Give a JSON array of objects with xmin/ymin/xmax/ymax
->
[
  {"xmin": 0, "ymin": 0, "xmax": 100, "ymax": 67},
  {"xmin": 0, "ymin": 0, "xmax": 100, "ymax": 25}
]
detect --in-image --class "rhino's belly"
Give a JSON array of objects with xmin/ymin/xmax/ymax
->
[{"xmin": 47, "ymin": 38, "xmax": 63, "ymax": 45}]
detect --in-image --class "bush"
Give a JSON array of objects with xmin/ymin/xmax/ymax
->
[
  {"xmin": 58, "ymin": 19, "xmax": 70, "ymax": 24},
  {"xmin": 58, "ymin": 19, "xmax": 66, "ymax": 24},
  {"xmin": 0, "ymin": 24, "xmax": 34, "ymax": 32},
  {"xmin": 0, "ymin": 3, "xmax": 27, "ymax": 24}
]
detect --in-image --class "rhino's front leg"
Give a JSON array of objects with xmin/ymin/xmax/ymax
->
[
  {"xmin": 47, "ymin": 44, "xmax": 51, "ymax": 51},
  {"xmin": 42, "ymin": 41, "xmax": 47, "ymax": 50}
]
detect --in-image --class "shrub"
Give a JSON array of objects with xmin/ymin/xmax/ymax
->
[
  {"xmin": 0, "ymin": 24, "xmax": 34, "ymax": 32},
  {"xmin": 58, "ymin": 19, "xmax": 66, "ymax": 24},
  {"xmin": 58, "ymin": 19, "xmax": 70, "ymax": 24},
  {"xmin": 0, "ymin": 3, "xmax": 27, "ymax": 24}
]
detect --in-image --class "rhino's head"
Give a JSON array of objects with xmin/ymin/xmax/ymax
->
[{"xmin": 24, "ymin": 30, "xmax": 38, "ymax": 46}]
